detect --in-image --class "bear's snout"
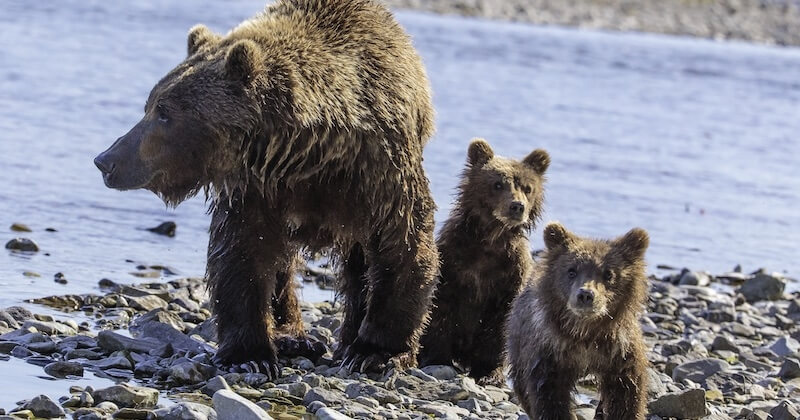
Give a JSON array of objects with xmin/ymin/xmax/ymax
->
[
  {"xmin": 576, "ymin": 288, "xmax": 594, "ymax": 306},
  {"xmin": 94, "ymin": 153, "xmax": 116, "ymax": 175},
  {"xmin": 509, "ymin": 201, "xmax": 525, "ymax": 217}
]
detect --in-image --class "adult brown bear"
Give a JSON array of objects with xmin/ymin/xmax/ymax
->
[{"xmin": 94, "ymin": 0, "xmax": 438, "ymax": 377}]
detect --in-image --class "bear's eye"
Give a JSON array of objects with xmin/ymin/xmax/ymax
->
[
  {"xmin": 567, "ymin": 267, "xmax": 578, "ymax": 278},
  {"xmin": 493, "ymin": 181, "xmax": 504, "ymax": 191},
  {"xmin": 603, "ymin": 269, "xmax": 614, "ymax": 281},
  {"xmin": 156, "ymin": 104, "xmax": 169, "ymax": 123},
  {"xmin": 523, "ymin": 185, "xmax": 532, "ymax": 194}
]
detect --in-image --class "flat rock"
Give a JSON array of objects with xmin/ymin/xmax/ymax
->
[
  {"xmin": 92, "ymin": 383, "xmax": 159, "ymax": 409},
  {"xmin": 21, "ymin": 320, "xmax": 76, "ymax": 336},
  {"xmin": 769, "ymin": 400, "xmax": 800, "ymax": 420},
  {"xmin": 202, "ymin": 376, "xmax": 232, "ymax": 397},
  {"xmin": 767, "ymin": 336, "xmax": 800, "ymax": 357},
  {"xmin": 648, "ymin": 388, "xmax": 707, "ymax": 418},
  {"xmin": 304, "ymin": 387, "xmax": 345, "ymax": 406},
  {"xmin": 212, "ymin": 389, "xmax": 273, "ymax": 420},
  {"xmin": 779, "ymin": 358, "xmax": 800, "ymax": 379},
  {"xmin": 152, "ymin": 402, "xmax": 218, "ymax": 420},
  {"xmin": 97, "ymin": 330, "xmax": 160, "ymax": 353},
  {"xmin": 44, "ymin": 361, "xmax": 83, "ymax": 378},
  {"xmin": 672, "ymin": 358, "xmax": 730, "ymax": 383},
  {"xmin": 421, "ymin": 365, "xmax": 458, "ymax": 380},
  {"xmin": 127, "ymin": 295, "xmax": 168, "ymax": 312},
  {"xmin": 315, "ymin": 407, "xmax": 354, "ymax": 420},
  {"xmin": 136, "ymin": 321, "xmax": 209, "ymax": 353}
]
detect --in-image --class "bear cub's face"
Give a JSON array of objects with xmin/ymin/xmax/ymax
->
[
  {"xmin": 94, "ymin": 25, "xmax": 261, "ymax": 205},
  {"xmin": 541, "ymin": 223, "xmax": 649, "ymax": 321},
  {"xmin": 463, "ymin": 139, "xmax": 549, "ymax": 230}
]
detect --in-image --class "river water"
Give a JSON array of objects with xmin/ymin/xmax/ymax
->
[{"xmin": 0, "ymin": 0, "xmax": 799, "ymax": 410}]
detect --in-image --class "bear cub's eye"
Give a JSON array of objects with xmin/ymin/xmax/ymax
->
[
  {"xmin": 567, "ymin": 267, "xmax": 578, "ymax": 278},
  {"xmin": 523, "ymin": 185, "xmax": 532, "ymax": 194},
  {"xmin": 603, "ymin": 269, "xmax": 614, "ymax": 281},
  {"xmin": 493, "ymin": 181, "xmax": 504, "ymax": 190},
  {"xmin": 156, "ymin": 104, "xmax": 169, "ymax": 123}
]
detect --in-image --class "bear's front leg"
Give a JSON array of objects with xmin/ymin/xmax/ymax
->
[
  {"xmin": 595, "ymin": 352, "xmax": 648, "ymax": 420},
  {"xmin": 514, "ymin": 354, "xmax": 578, "ymax": 420},
  {"xmin": 207, "ymin": 197, "xmax": 294, "ymax": 379},
  {"xmin": 341, "ymin": 217, "xmax": 438, "ymax": 373}
]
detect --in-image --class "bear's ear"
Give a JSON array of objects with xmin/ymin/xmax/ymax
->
[
  {"xmin": 613, "ymin": 228, "xmax": 649, "ymax": 263},
  {"xmin": 543, "ymin": 222, "xmax": 574, "ymax": 250},
  {"xmin": 468, "ymin": 138, "xmax": 494, "ymax": 167},
  {"xmin": 187, "ymin": 24, "xmax": 220, "ymax": 56},
  {"xmin": 523, "ymin": 149, "xmax": 550, "ymax": 175},
  {"xmin": 225, "ymin": 40, "xmax": 264, "ymax": 82}
]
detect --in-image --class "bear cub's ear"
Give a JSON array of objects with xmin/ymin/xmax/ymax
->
[
  {"xmin": 543, "ymin": 222, "xmax": 574, "ymax": 250},
  {"xmin": 225, "ymin": 40, "xmax": 264, "ymax": 82},
  {"xmin": 614, "ymin": 227, "xmax": 649, "ymax": 263},
  {"xmin": 187, "ymin": 24, "xmax": 221, "ymax": 56},
  {"xmin": 523, "ymin": 149, "xmax": 550, "ymax": 175},
  {"xmin": 468, "ymin": 138, "xmax": 494, "ymax": 167}
]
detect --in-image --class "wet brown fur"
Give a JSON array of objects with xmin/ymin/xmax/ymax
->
[
  {"xmin": 419, "ymin": 139, "xmax": 549, "ymax": 385},
  {"xmin": 99, "ymin": 0, "xmax": 437, "ymax": 372},
  {"xmin": 507, "ymin": 223, "xmax": 650, "ymax": 420}
]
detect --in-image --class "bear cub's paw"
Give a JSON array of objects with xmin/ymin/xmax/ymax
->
[
  {"xmin": 212, "ymin": 342, "xmax": 280, "ymax": 379},
  {"xmin": 275, "ymin": 335, "xmax": 328, "ymax": 362}
]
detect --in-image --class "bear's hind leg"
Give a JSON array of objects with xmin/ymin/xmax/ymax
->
[{"xmin": 272, "ymin": 260, "xmax": 328, "ymax": 361}]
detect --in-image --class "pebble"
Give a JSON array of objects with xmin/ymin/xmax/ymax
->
[
  {"xmin": 18, "ymin": 395, "xmax": 65, "ymax": 419},
  {"xmin": 43, "ymin": 361, "xmax": 84, "ymax": 378},
  {"xmin": 92, "ymin": 383, "xmax": 159, "ymax": 409},
  {"xmin": 4, "ymin": 238, "xmax": 39, "ymax": 252},
  {"xmin": 648, "ymin": 388, "xmax": 707, "ymax": 418},
  {"xmin": 147, "ymin": 221, "xmax": 177, "ymax": 237}
]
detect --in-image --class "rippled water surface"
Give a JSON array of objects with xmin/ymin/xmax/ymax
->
[{"xmin": 0, "ymin": 0, "xmax": 799, "ymax": 409}]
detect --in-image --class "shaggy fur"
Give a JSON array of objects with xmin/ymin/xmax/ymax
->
[
  {"xmin": 95, "ymin": 0, "xmax": 437, "ymax": 376},
  {"xmin": 507, "ymin": 223, "xmax": 650, "ymax": 420},
  {"xmin": 419, "ymin": 139, "xmax": 549, "ymax": 385}
]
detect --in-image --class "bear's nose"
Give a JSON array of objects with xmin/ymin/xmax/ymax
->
[
  {"xmin": 94, "ymin": 154, "xmax": 116, "ymax": 175},
  {"xmin": 509, "ymin": 201, "xmax": 525, "ymax": 215},
  {"xmin": 576, "ymin": 288, "xmax": 594, "ymax": 306}
]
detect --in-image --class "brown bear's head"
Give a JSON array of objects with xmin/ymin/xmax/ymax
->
[
  {"xmin": 94, "ymin": 25, "xmax": 269, "ymax": 206},
  {"xmin": 459, "ymin": 138, "xmax": 550, "ymax": 233},
  {"xmin": 541, "ymin": 222, "xmax": 649, "ymax": 324}
]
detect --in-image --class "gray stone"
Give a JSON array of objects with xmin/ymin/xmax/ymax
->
[
  {"xmin": 127, "ymin": 295, "xmax": 168, "ymax": 311},
  {"xmin": 711, "ymin": 335, "xmax": 739, "ymax": 353},
  {"xmin": 212, "ymin": 389, "xmax": 273, "ymax": 420},
  {"xmin": 166, "ymin": 361, "xmax": 217, "ymax": 385},
  {"xmin": 44, "ymin": 361, "xmax": 83, "ymax": 378},
  {"xmin": 672, "ymin": 358, "xmax": 730, "ymax": 383},
  {"xmin": 769, "ymin": 400, "xmax": 800, "ymax": 420},
  {"xmin": 5, "ymin": 238, "xmax": 39, "ymax": 252},
  {"xmin": 92, "ymin": 355, "xmax": 133, "ymax": 370},
  {"xmin": 92, "ymin": 383, "xmax": 159, "ymax": 408},
  {"xmin": 152, "ymin": 402, "xmax": 218, "ymax": 420},
  {"xmin": 418, "ymin": 402, "xmax": 470, "ymax": 419},
  {"xmin": 304, "ymin": 387, "xmax": 345, "ymax": 406},
  {"xmin": 738, "ymin": 274, "xmax": 785, "ymax": 302},
  {"xmin": 421, "ymin": 365, "xmax": 458, "ymax": 381},
  {"xmin": 315, "ymin": 407, "xmax": 354, "ymax": 420},
  {"xmin": 647, "ymin": 388, "xmax": 707, "ymax": 418},
  {"xmin": 679, "ymin": 271, "xmax": 711, "ymax": 287},
  {"xmin": 131, "ymin": 308, "xmax": 185, "ymax": 333},
  {"xmin": 456, "ymin": 398, "xmax": 482, "ymax": 413},
  {"xmin": 20, "ymin": 394, "xmax": 65, "ymax": 418},
  {"xmin": 408, "ymin": 368, "xmax": 437, "ymax": 382},
  {"xmin": 137, "ymin": 321, "xmax": 209, "ymax": 353},
  {"xmin": 767, "ymin": 336, "xmax": 800, "ymax": 357},
  {"xmin": 275, "ymin": 382, "xmax": 311, "ymax": 398},
  {"xmin": 779, "ymin": 358, "xmax": 800, "ymax": 379},
  {"xmin": 202, "ymin": 376, "xmax": 232, "ymax": 397},
  {"xmin": 97, "ymin": 330, "xmax": 160, "ymax": 354}
]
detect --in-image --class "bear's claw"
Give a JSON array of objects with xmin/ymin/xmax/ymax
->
[
  {"xmin": 275, "ymin": 335, "xmax": 328, "ymax": 362},
  {"xmin": 212, "ymin": 355, "xmax": 280, "ymax": 380}
]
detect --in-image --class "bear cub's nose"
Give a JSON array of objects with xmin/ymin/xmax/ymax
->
[
  {"xmin": 576, "ymin": 288, "xmax": 594, "ymax": 306},
  {"xmin": 509, "ymin": 201, "xmax": 525, "ymax": 216}
]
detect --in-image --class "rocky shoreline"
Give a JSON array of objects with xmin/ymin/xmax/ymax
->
[
  {"xmin": 0, "ymin": 264, "xmax": 797, "ymax": 419},
  {"xmin": 383, "ymin": 0, "xmax": 800, "ymax": 46}
]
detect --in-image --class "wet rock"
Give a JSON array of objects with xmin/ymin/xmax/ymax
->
[
  {"xmin": 711, "ymin": 335, "xmax": 739, "ymax": 353},
  {"xmin": 19, "ymin": 395, "xmax": 65, "ymax": 418},
  {"xmin": 131, "ymin": 309, "xmax": 186, "ymax": 334},
  {"xmin": 739, "ymin": 273, "xmax": 785, "ymax": 302},
  {"xmin": 53, "ymin": 272, "xmax": 68, "ymax": 284},
  {"xmin": 648, "ymin": 388, "xmax": 707, "ymax": 418},
  {"xmin": 147, "ymin": 221, "xmax": 176, "ymax": 237},
  {"xmin": 21, "ymin": 320, "xmax": 76, "ymax": 336},
  {"xmin": 61, "ymin": 391, "xmax": 94, "ymax": 409},
  {"xmin": 92, "ymin": 383, "xmax": 159, "ymax": 409},
  {"xmin": 418, "ymin": 402, "xmax": 470, "ymax": 419},
  {"xmin": 93, "ymin": 355, "xmax": 133, "ymax": 370},
  {"xmin": 778, "ymin": 358, "xmax": 800, "ymax": 379},
  {"xmin": 10, "ymin": 223, "xmax": 32, "ymax": 232},
  {"xmin": 679, "ymin": 270, "xmax": 711, "ymax": 287},
  {"xmin": 202, "ymin": 376, "xmax": 232, "ymax": 397},
  {"xmin": 97, "ymin": 330, "xmax": 160, "ymax": 353},
  {"xmin": 152, "ymin": 402, "xmax": 218, "ymax": 420},
  {"xmin": 114, "ymin": 408, "xmax": 152, "ymax": 419},
  {"xmin": 166, "ymin": 361, "xmax": 217, "ymax": 385},
  {"xmin": 766, "ymin": 336, "xmax": 800, "ymax": 357},
  {"xmin": 44, "ymin": 361, "xmax": 83, "ymax": 378},
  {"xmin": 136, "ymin": 321, "xmax": 209, "ymax": 353},
  {"xmin": 5, "ymin": 238, "xmax": 39, "ymax": 252},
  {"xmin": 212, "ymin": 389, "xmax": 273, "ymax": 420},
  {"xmin": 672, "ymin": 358, "xmax": 729, "ymax": 383},
  {"xmin": 127, "ymin": 295, "xmax": 169, "ymax": 312}
]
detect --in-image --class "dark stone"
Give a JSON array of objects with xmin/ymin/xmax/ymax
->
[
  {"xmin": 146, "ymin": 221, "xmax": 176, "ymax": 237},
  {"xmin": 44, "ymin": 361, "xmax": 84, "ymax": 378},
  {"xmin": 5, "ymin": 238, "xmax": 39, "ymax": 252},
  {"xmin": 647, "ymin": 389, "xmax": 707, "ymax": 418}
]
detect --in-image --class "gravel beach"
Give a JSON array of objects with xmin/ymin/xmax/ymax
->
[
  {"xmin": 383, "ymin": 0, "xmax": 800, "ymax": 46},
  {"xmin": 0, "ymin": 262, "xmax": 798, "ymax": 419}
]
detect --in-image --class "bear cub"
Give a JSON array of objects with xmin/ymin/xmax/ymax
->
[
  {"xmin": 419, "ymin": 138, "xmax": 550, "ymax": 385},
  {"xmin": 507, "ymin": 222, "xmax": 650, "ymax": 419}
]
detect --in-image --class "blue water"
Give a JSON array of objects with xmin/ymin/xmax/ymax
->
[{"xmin": 0, "ymin": 0, "xmax": 799, "ymax": 408}]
